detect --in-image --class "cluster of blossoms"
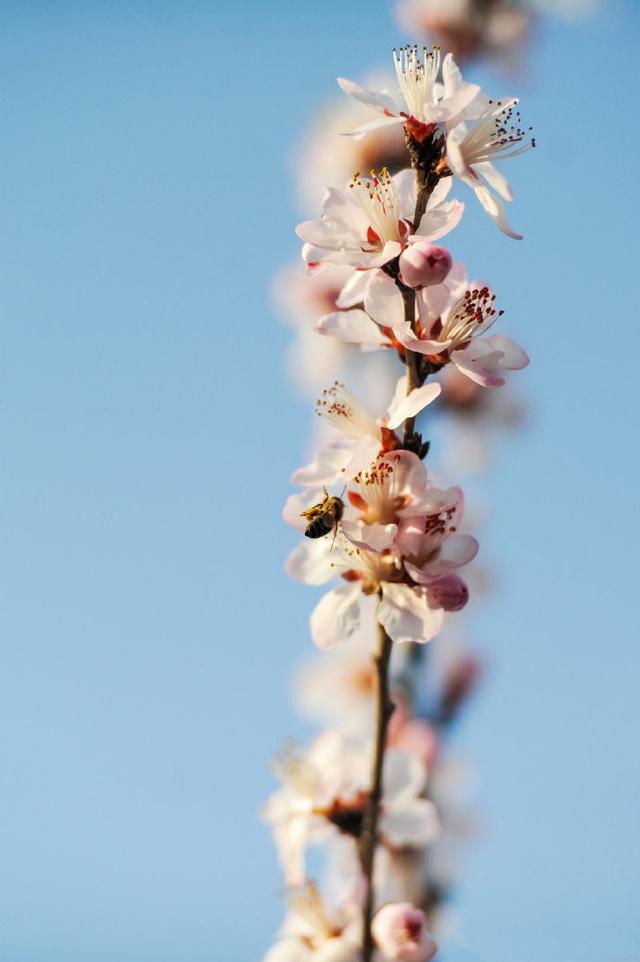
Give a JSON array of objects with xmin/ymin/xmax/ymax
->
[
  {"xmin": 265, "ymin": 41, "xmax": 533, "ymax": 962},
  {"xmin": 396, "ymin": 0, "xmax": 600, "ymax": 67}
]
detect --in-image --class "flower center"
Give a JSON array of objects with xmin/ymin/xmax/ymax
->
[
  {"xmin": 393, "ymin": 44, "xmax": 441, "ymax": 122},
  {"xmin": 317, "ymin": 381, "xmax": 382, "ymax": 442},
  {"xmin": 461, "ymin": 98, "xmax": 535, "ymax": 168},
  {"xmin": 440, "ymin": 286, "xmax": 502, "ymax": 348},
  {"xmin": 350, "ymin": 458, "xmax": 407, "ymax": 524},
  {"xmin": 349, "ymin": 168, "xmax": 406, "ymax": 248}
]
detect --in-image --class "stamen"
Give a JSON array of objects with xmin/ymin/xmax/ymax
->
[
  {"xmin": 348, "ymin": 168, "xmax": 405, "ymax": 247},
  {"xmin": 316, "ymin": 381, "xmax": 381, "ymax": 441}
]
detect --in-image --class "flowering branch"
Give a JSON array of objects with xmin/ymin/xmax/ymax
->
[{"xmin": 265, "ymin": 40, "xmax": 533, "ymax": 962}]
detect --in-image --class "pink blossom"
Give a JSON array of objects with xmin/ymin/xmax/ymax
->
[
  {"xmin": 400, "ymin": 240, "xmax": 452, "ymax": 289},
  {"xmin": 297, "ymin": 169, "xmax": 463, "ymax": 272},
  {"xmin": 445, "ymin": 98, "xmax": 535, "ymax": 239},
  {"xmin": 337, "ymin": 47, "xmax": 481, "ymax": 141},
  {"xmin": 372, "ymin": 902, "xmax": 437, "ymax": 962}
]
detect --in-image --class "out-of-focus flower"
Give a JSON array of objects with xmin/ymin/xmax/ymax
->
[
  {"xmin": 272, "ymin": 259, "xmax": 400, "ymax": 408},
  {"xmin": 264, "ymin": 882, "xmax": 361, "ymax": 962},
  {"xmin": 296, "ymin": 168, "xmax": 464, "ymax": 271},
  {"xmin": 295, "ymin": 83, "xmax": 408, "ymax": 215},
  {"xmin": 264, "ymin": 732, "xmax": 439, "ymax": 885},
  {"xmin": 444, "ymin": 98, "xmax": 535, "ymax": 238},
  {"xmin": 292, "ymin": 625, "xmax": 377, "ymax": 733},
  {"xmin": 395, "ymin": 0, "xmax": 532, "ymax": 67},
  {"xmin": 338, "ymin": 47, "xmax": 481, "ymax": 142},
  {"xmin": 286, "ymin": 538, "xmax": 447, "ymax": 649},
  {"xmin": 387, "ymin": 699, "xmax": 439, "ymax": 770},
  {"xmin": 372, "ymin": 902, "xmax": 438, "ymax": 962}
]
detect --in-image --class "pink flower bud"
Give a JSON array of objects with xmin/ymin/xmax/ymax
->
[
  {"xmin": 399, "ymin": 242, "xmax": 452, "ymax": 289},
  {"xmin": 372, "ymin": 903, "xmax": 437, "ymax": 962}
]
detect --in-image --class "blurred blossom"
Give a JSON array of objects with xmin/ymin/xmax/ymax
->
[
  {"xmin": 264, "ymin": 731, "xmax": 439, "ymax": 885},
  {"xmin": 294, "ymin": 77, "xmax": 408, "ymax": 216},
  {"xmin": 395, "ymin": 0, "xmax": 533, "ymax": 69},
  {"xmin": 372, "ymin": 902, "xmax": 438, "ymax": 961}
]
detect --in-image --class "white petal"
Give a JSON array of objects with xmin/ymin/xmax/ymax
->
[
  {"xmin": 482, "ymin": 334, "xmax": 529, "ymax": 370},
  {"xmin": 364, "ymin": 272, "xmax": 406, "ymax": 328},
  {"xmin": 316, "ymin": 309, "xmax": 391, "ymax": 348},
  {"xmin": 474, "ymin": 184, "xmax": 523, "ymax": 240},
  {"xmin": 310, "ymin": 583, "xmax": 362, "ymax": 649},
  {"xmin": 414, "ymin": 198, "xmax": 465, "ymax": 242},
  {"xmin": 382, "ymin": 797, "xmax": 440, "ymax": 848},
  {"xmin": 426, "ymin": 175, "xmax": 452, "ymax": 208},
  {"xmin": 291, "ymin": 442, "xmax": 355, "ymax": 487},
  {"xmin": 264, "ymin": 940, "xmax": 313, "ymax": 962},
  {"xmin": 341, "ymin": 519, "xmax": 398, "ymax": 552},
  {"xmin": 379, "ymin": 583, "xmax": 444, "ymax": 644},
  {"xmin": 285, "ymin": 539, "xmax": 335, "ymax": 586},
  {"xmin": 341, "ymin": 114, "xmax": 406, "ymax": 140},
  {"xmin": 392, "ymin": 168, "xmax": 418, "ymax": 223},
  {"xmin": 336, "ymin": 270, "xmax": 374, "ymax": 308},
  {"xmin": 383, "ymin": 747, "xmax": 427, "ymax": 800},
  {"xmin": 283, "ymin": 487, "xmax": 325, "ymax": 532},
  {"xmin": 475, "ymin": 160, "xmax": 513, "ymax": 201},
  {"xmin": 386, "ymin": 378, "xmax": 441, "ymax": 430},
  {"xmin": 337, "ymin": 76, "xmax": 399, "ymax": 116}
]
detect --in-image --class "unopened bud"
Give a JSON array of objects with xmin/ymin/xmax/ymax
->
[
  {"xmin": 372, "ymin": 902, "xmax": 437, "ymax": 962},
  {"xmin": 399, "ymin": 241, "xmax": 452, "ymax": 289}
]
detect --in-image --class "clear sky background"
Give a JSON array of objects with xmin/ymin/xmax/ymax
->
[{"xmin": 0, "ymin": 2, "xmax": 638, "ymax": 961}]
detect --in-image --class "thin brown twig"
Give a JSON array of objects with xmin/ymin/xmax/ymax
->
[
  {"xmin": 359, "ymin": 139, "xmax": 441, "ymax": 962},
  {"xmin": 359, "ymin": 611, "xmax": 394, "ymax": 962}
]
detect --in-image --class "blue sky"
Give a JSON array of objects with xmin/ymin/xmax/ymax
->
[{"xmin": 0, "ymin": 2, "xmax": 638, "ymax": 961}]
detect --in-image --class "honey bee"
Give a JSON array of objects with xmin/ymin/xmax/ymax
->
[{"xmin": 301, "ymin": 487, "xmax": 345, "ymax": 543}]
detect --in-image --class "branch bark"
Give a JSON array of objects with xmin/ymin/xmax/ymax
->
[{"xmin": 359, "ymin": 612, "xmax": 394, "ymax": 962}]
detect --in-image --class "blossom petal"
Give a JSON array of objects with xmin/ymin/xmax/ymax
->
[
  {"xmin": 341, "ymin": 519, "xmax": 398, "ymax": 552},
  {"xmin": 427, "ymin": 573, "xmax": 469, "ymax": 612},
  {"xmin": 453, "ymin": 335, "xmax": 528, "ymax": 387},
  {"xmin": 383, "ymin": 747, "xmax": 427, "ymax": 799},
  {"xmin": 393, "ymin": 321, "xmax": 451, "ymax": 356},
  {"xmin": 475, "ymin": 160, "xmax": 513, "ymax": 202},
  {"xmin": 379, "ymin": 583, "xmax": 444, "ymax": 644},
  {"xmin": 474, "ymin": 184, "xmax": 523, "ymax": 240},
  {"xmin": 285, "ymin": 538, "xmax": 334, "ymax": 585},
  {"xmin": 414, "ymin": 198, "xmax": 465, "ymax": 243},
  {"xmin": 283, "ymin": 487, "xmax": 325, "ymax": 532},
  {"xmin": 316, "ymin": 309, "xmax": 391, "ymax": 348},
  {"xmin": 382, "ymin": 797, "xmax": 440, "ymax": 848},
  {"xmin": 364, "ymin": 272, "xmax": 407, "ymax": 328},
  {"xmin": 337, "ymin": 76, "xmax": 400, "ymax": 117},
  {"xmin": 310, "ymin": 583, "xmax": 362, "ymax": 649},
  {"xmin": 265, "ymin": 940, "xmax": 313, "ymax": 962},
  {"xmin": 291, "ymin": 441, "xmax": 355, "ymax": 487},
  {"xmin": 386, "ymin": 378, "xmax": 442, "ymax": 430},
  {"xmin": 483, "ymin": 334, "xmax": 529, "ymax": 370},
  {"xmin": 341, "ymin": 114, "xmax": 406, "ymax": 140},
  {"xmin": 336, "ymin": 269, "xmax": 374, "ymax": 308},
  {"xmin": 405, "ymin": 534, "xmax": 479, "ymax": 581},
  {"xmin": 392, "ymin": 168, "xmax": 418, "ymax": 223}
]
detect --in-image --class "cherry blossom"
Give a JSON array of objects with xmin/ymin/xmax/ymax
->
[
  {"xmin": 337, "ymin": 46, "xmax": 481, "ymax": 141},
  {"xmin": 264, "ymin": 732, "xmax": 439, "ymax": 885},
  {"xmin": 296, "ymin": 169, "xmax": 464, "ymax": 272},
  {"xmin": 372, "ymin": 902, "xmax": 437, "ymax": 962},
  {"xmin": 444, "ymin": 98, "xmax": 535, "ymax": 238},
  {"xmin": 282, "ymin": 379, "xmax": 441, "ymax": 499},
  {"xmin": 395, "ymin": 284, "xmax": 529, "ymax": 386},
  {"xmin": 264, "ymin": 883, "xmax": 361, "ymax": 962}
]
